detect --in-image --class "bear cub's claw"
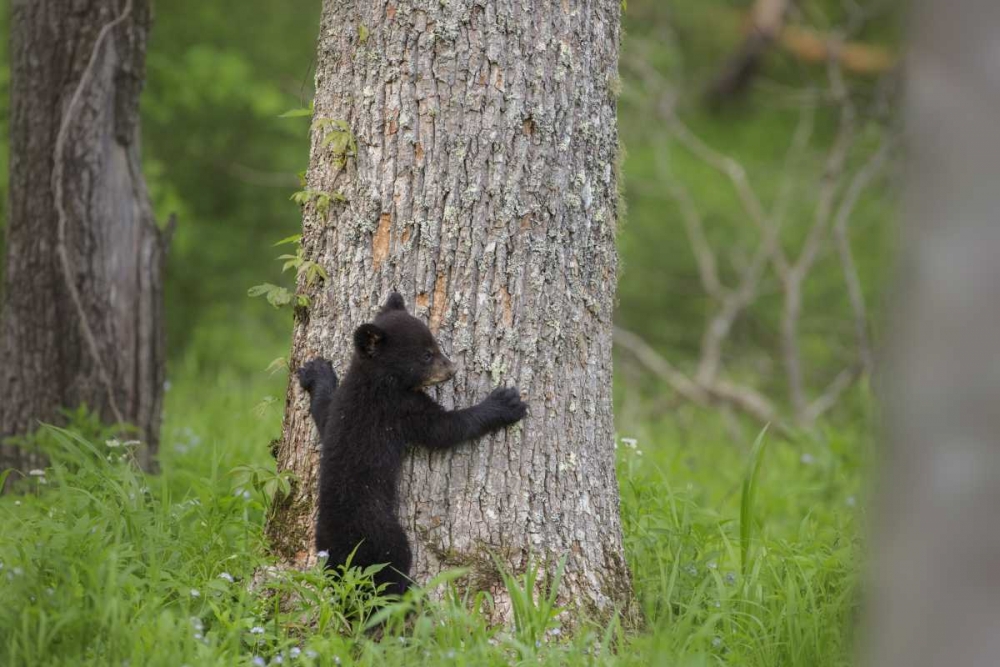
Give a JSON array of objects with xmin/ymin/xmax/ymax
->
[
  {"xmin": 297, "ymin": 357, "xmax": 335, "ymax": 392},
  {"xmin": 487, "ymin": 386, "xmax": 528, "ymax": 424}
]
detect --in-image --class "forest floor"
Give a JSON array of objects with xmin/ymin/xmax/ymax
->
[{"xmin": 0, "ymin": 329, "xmax": 866, "ymax": 667}]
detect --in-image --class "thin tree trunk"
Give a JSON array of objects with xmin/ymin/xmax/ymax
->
[
  {"xmin": 268, "ymin": 0, "xmax": 634, "ymax": 624},
  {"xmin": 863, "ymin": 1, "xmax": 1000, "ymax": 664},
  {"xmin": 0, "ymin": 0, "xmax": 168, "ymax": 477}
]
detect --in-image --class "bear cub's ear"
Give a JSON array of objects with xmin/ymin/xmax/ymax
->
[
  {"xmin": 354, "ymin": 323, "xmax": 385, "ymax": 358},
  {"xmin": 379, "ymin": 292, "xmax": 407, "ymax": 314}
]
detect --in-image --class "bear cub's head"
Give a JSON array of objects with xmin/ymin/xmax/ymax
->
[{"xmin": 353, "ymin": 292, "xmax": 457, "ymax": 390}]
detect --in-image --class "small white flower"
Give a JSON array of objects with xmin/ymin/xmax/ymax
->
[
  {"xmin": 707, "ymin": 560, "xmax": 718, "ymax": 570},
  {"xmin": 106, "ymin": 439, "xmax": 121, "ymax": 448},
  {"xmin": 14, "ymin": 501, "xmax": 21, "ymax": 506},
  {"xmin": 218, "ymin": 572, "xmax": 234, "ymax": 583},
  {"xmin": 317, "ymin": 550, "xmax": 329, "ymax": 559},
  {"xmin": 621, "ymin": 437, "xmax": 638, "ymax": 449},
  {"xmin": 549, "ymin": 627, "xmax": 562, "ymax": 637},
  {"xmin": 446, "ymin": 649, "xmax": 456, "ymax": 658},
  {"xmin": 193, "ymin": 632, "xmax": 203, "ymax": 640},
  {"xmin": 712, "ymin": 636, "xmax": 723, "ymax": 648},
  {"xmin": 189, "ymin": 589, "xmax": 200, "ymax": 598},
  {"xmin": 272, "ymin": 656, "xmax": 284, "ymax": 665},
  {"xmin": 242, "ymin": 491, "xmax": 252, "ymax": 500},
  {"xmin": 253, "ymin": 658, "xmax": 266, "ymax": 667},
  {"xmin": 122, "ymin": 440, "xmax": 141, "ymax": 448},
  {"xmin": 28, "ymin": 469, "xmax": 45, "ymax": 477},
  {"xmin": 332, "ymin": 657, "xmax": 341, "ymax": 665},
  {"xmin": 250, "ymin": 626, "xmax": 265, "ymax": 635},
  {"xmin": 305, "ymin": 650, "xmax": 318, "ymax": 660},
  {"xmin": 190, "ymin": 617, "xmax": 203, "ymax": 630},
  {"xmin": 13, "ymin": 567, "xmax": 24, "ymax": 576},
  {"xmin": 289, "ymin": 647, "xmax": 301, "ymax": 658},
  {"xmin": 800, "ymin": 453, "xmax": 815, "ymax": 465}
]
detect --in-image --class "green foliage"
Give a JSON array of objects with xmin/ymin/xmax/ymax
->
[
  {"xmin": 314, "ymin": 118, "xmax": 358, "ymax": 167},
  {"xmin": 279, "ymin": 102, "xmax": 315, "ymax": 119},
  {"xmin": 290, "ymin": 188, "xmax": 345, "ymax": 216},
  {"xmin": 498, "ymin": 557, "xmax": 567, "ymax": 656},
  {"xmin": 739, "ymin": 425, "xmax": 770, "ymax": 576},
  {"xmin": 247, "ymin": 233, "xmax": 325, "ymax": 310},
  {"xmin": 0, "ymin": 340, "xmax": 866, "ymax": 665},
  {"xmin": 140, "ymin": 0, "xmax": 322, "ymax": 358},
  {"xmin": 230, "ymin": 464, "xmax": 293, "ymax": 506},
  {"xmin": 247, "ymin": 283, "xmax": 308, "ymax": 309}
]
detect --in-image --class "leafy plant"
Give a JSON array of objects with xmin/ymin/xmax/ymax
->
[
  {"xmin": 739, "ymin": 424, "xmax": 770, "ymax": 576},
  {"xmin": 314, "ymin": 117, "xmax": 357, "ymax": 167},
  {"xmin": 290, "ymin": 188, "xmax": 344, "ymax": 216},
  {"xmin": 230, "ymin": 463, "xmax": 294, "ymax": 505}
]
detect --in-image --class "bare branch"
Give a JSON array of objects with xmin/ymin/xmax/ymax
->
[
  {"xmin": 782, "ymin": 56, "xmax": 856, "ymax": 422},
  {"xmin": 614, "ymin": 327, "xmax": 789, "ymax": 434},
  {"xmin": 804, "ymin": 364, "xmax": 861, "ymax": 423},
  {"xmin": 694, "ymin": 100, "xmax": 819, "ymax": 386},
  {"xmin": 771, "ymin": 98, "xmax": 818, "ymax": 227},
  {"xmin": 653, "ymin": 148, "xmax": 725, "ymax": 300},
  {"xmin": 833, "ymin": 137, "xmax": 892, "ymax": 374}
]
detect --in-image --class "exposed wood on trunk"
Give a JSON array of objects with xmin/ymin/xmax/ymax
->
[
  {"xmin": 267, "ymin": 0, "xmax": 634, "ymax": 625},
  {"xmin": 0, "ymin": 0, "xmax": 168, "ymax": 479}
]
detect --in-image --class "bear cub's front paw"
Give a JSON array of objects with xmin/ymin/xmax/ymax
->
[
  {"xmin": 297, "ymin": 357, "xmax": 335, "ymax": 391},
  {"xmin": 486, "ymin": 386, "xmax": 528, "ymax": 425}
]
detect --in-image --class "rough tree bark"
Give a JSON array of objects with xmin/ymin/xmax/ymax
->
[
  {"xmin": 267, "ymin": 0, "xmax": 634, "ymax": 623},
  {"xmin": 862, "ymin": 1, "xmax": 1000, "ymax": 664},
  {"xmin": 0, "ymin": 0, "xmax": 168, "ymax": 476}
]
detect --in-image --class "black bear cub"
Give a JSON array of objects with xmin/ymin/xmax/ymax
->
[{"xmin": 297, "ymin": 292, "xmax": 527, "ymax": 596}]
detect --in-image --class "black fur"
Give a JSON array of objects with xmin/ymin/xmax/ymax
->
[{"xmin": 298, "ymin": 292, "xmax": 527, "ymax": 596}]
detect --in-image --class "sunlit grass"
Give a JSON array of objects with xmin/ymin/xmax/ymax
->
[{"xmin": 0, "ymin": 334, "xmax": 866, "ymax": 666}]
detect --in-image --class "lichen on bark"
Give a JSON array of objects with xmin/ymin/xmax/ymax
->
[{"xmin": 267, "ymin": 0, "xmax": 635, "ymax": 626}]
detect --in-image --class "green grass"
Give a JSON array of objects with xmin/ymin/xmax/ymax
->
[{"xmin": 0, "ymin": 329, "xmax": 866, "ymax": 666}]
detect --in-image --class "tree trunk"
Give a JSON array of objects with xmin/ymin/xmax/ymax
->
[
  {"xmin": 0, "ymin": 0, "xmax": 168, "ymax": 477},
  {"xmin": 863, "ymin": 1, "xmax": 1000, "ymax": 664},
  {"xmin": 267, "ymin": 0, "xmax": 634, "ymax": 624}
]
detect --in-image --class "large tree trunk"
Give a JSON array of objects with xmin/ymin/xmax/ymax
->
[
  {"xmin": 0, "ymin": 0, "xmax": 168, "ymax": 476},
  {"xmin": 862, "ymin": 1, "xmax": 1000, "ymax": 664},
  {"xmin": 268, "ymin": 0, "xmax": 633, "ymax": 623}
]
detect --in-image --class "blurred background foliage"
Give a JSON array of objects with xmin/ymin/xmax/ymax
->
[
  {"xmin": 0, "ymin": 1, "xmax": 906, "ymax": 663},
  {"xmin": 140, "ymin": 0, "xmax": 321, "ymax": 370},
  {"xmin": 0, "ymin": 0, "xmax": 902, "ymax": 424}
]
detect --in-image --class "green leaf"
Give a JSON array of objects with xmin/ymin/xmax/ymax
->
[
  {"xmin": 279, "ymin": 101, "xmax": 314, "ymax": 118},
  {"xmin": 247, "ymin": 283, "xmax": 294, "ymax": 308},
  {"xmin": 740, "ymin": 424, "xmax": 771, "ymax": 576},
  {"xmin": 273, "ymin": 234, "xmax": 302, "ymax": 247}
]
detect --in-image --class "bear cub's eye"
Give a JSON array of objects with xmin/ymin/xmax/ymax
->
[{"xmin": 423, "ymin": 350, "xmax": 434, "ymax": 363}]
